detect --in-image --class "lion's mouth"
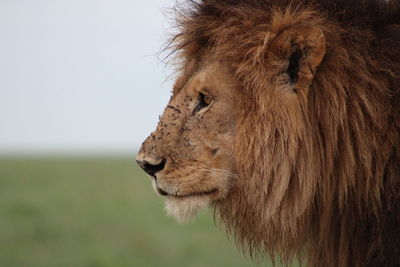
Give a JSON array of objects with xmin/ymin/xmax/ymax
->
[{"xmin": 156, "ymin": 186, "xmax": 218, "ymax": 198}]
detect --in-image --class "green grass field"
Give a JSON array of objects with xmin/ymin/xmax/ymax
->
[{"xmin": 0, "ymin": 157, "xmax": 274, "ymax": 267}]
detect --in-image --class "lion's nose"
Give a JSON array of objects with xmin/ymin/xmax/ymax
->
[{"xmin": 136, "ymin": 156, "xmax": 166, "ymax": 176}]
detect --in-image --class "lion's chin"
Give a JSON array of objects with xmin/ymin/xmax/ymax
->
[{"xmin": 164, "ymin": 195, "xmax": 211, "ymax": 223}]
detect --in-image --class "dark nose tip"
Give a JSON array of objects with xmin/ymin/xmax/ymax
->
[{"xmin": 136, "ymin": 158, "xmax": 166, "ymax": 176}]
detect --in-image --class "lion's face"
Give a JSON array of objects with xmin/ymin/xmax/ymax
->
[{"xmin": 136, "ymin": 61, "xmax": 237, "ymax": 222}]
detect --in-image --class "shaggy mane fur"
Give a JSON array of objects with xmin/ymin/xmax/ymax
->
[{"xmin": 168, "ymin": 0, "xmax": 400, "ymax": 266}]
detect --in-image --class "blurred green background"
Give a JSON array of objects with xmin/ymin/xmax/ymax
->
[{"xmin": 0, "ymin": 157, "xmax": 273, "ymax": 267}]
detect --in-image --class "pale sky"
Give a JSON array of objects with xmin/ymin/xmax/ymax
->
[{"xmin": 0, "ymin": 0, "xmax": 176, "ymax": 155}]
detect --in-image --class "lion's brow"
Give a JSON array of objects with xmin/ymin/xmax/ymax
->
[{"xmin": 167, "ymin": 105, "xmax": 182, "ymax": 113}]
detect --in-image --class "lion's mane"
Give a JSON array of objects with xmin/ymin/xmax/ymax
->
[{"xmin": 169, "ymin": 0, "xmax": 400, "ymax": 266}]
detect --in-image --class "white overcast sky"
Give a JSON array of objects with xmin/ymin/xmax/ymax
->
[{"xmin": 0, "ymin": 0, "xmax": 176, "ymax": 155}]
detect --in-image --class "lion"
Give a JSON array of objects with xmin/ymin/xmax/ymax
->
[{"xmin": 136, "ymin": 0, "xmax": 400, "ymax": 266}]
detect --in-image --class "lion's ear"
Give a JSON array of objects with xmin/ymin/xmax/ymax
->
[{"xmin": 271, "ymin": 27, "xmax": 326, "ymax": 94}]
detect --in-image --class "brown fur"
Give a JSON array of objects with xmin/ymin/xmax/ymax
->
[{"xmin": 162, "ymin": 1, "xmax": 400, "ymax": 266}]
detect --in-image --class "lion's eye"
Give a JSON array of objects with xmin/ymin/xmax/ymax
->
[{"xmin": 193, "ymin": 92, "xmax": 212, "ymax": 115}]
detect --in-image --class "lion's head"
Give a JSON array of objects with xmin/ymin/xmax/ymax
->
[{"xmin": 137, "ymin": 1, "xmax": 400, "ymax": 266}]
